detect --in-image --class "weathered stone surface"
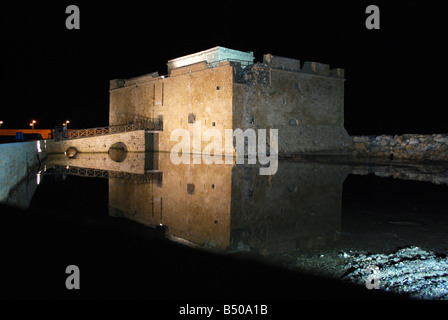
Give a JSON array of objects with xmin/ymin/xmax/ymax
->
[
  {"xmin": 109, "ymin": 47, "xmax": 352, "ymax": 156},
  {"xmin": 354, "ymin": 142, "xmax": 366, "ymax": 151},
  {"xmin": 0, "ymin": 141, "xmax": 46, "ymax": 202},
  {"xmin": 350, "ymin": 134, "xmax": 448, "ymax": 162},
  {"xmin": 46, "ymin": 130, "xmax": 148, "ymax": 154}
]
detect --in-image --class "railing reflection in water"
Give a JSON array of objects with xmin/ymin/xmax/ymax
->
[{"xmin": 46, "ymin": 152, "xmax": 348, "ymax": 254}]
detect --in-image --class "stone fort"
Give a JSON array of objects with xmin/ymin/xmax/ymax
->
[{"xmin": 109, "ymin": 46, "xmax": 352, "ymax": 155}]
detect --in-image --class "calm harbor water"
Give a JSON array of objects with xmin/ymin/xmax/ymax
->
[{"xmin": 1, "ymin": 152, "xmax": 448, "ymax": 299}]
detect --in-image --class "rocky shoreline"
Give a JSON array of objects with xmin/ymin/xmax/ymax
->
[
  {"xmin": 351, "ymin": 134, "xmax": 448, "ymax": 162},
  {"xmin": 291, "ymin": 246, "xmax": 448, "ymax": 300}
]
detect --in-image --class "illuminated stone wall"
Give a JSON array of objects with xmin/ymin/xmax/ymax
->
[
  {"xmin": 233, "ymin": 55, "xmax": 352, "ymax": 154},
  {"xmin": 45, "ymin": 130, "xmax": 148, "ymax": 154},
  {"xmin": 109, "ymin": 48, "xmax": 353, "ymax": 155},
  {"xmin": 110, "ymin": 61, "xmax": 234, "ymax": 154},
  {"xmin": 0, "ymin": 140, "xmax": 46, "ymax": 203}
]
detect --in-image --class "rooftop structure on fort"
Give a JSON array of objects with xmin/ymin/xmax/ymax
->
[{"xmin": 109, "ymin": 46, "xmax": 352, "ymax": 155}]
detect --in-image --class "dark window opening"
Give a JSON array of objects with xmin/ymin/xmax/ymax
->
[
  {"xmin": 187, "ymin": 183, "xmax": 195, "ymax": 194},
  {"xmin": 212, "ymin": 122, "xmax": 216, "ymax": 126},
  {"xmin": 188, "ymin": 113, "xmax": 196, "ymax": 124},
  {"xmin": 216, "ymin": 86, "xmax": 220, "ymax": 90}
]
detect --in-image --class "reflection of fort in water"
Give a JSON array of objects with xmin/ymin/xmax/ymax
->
[
  {"xmin": 108, "ymin": 153, "xmax": 350, "ymax": 254},
  {"xmin": 46, "ymin": 152, "xmax": 350, "ymax": 255}
]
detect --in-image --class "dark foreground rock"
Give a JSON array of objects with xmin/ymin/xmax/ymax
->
[
  {"xmin": 293, "ymin": 246, "xmax": 448, "ymax": 300},
  {"xmin": 351, "ymin": 134, "xmax": 448, "ymax": 162},
  {"xmin": 342, "ymin": 247, "xmax": 448, "ymax": 299}
]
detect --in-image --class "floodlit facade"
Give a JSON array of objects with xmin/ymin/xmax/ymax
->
[{"xmin": 109, "ymin": 46, "xmax": 352, "ymax": 155}]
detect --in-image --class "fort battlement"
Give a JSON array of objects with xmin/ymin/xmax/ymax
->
[
  {"xmin": 110, "ymin": 50, "xmax": 344, "ymax": 92},
  {"xmin": 263, "ymin": 54, "xmax": 344, "ymax": 78},
  {"xmin": 109, "ymin": 46, "xmax": 352, "ymax": 155}
]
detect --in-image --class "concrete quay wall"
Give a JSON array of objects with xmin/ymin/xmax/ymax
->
[{"xmin": 0, "ymin": 140, "xmax": 46, "ymax": 202}]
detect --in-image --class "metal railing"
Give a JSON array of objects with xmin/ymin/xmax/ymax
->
[
  {"xmin": 206, "ymin": 58, "xmax": 253, "ymax": 69},
  {"xmin": 50, "ymin": 165, "xmax": 163, "ymax": 185},
  {"xmin": 54, "ymin": 119, "xmax": 163, "ymax": 141}
]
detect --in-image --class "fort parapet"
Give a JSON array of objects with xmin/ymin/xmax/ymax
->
[{"xmin": 109, "ymin": 46, "xmax": 352, "ymax": 155}]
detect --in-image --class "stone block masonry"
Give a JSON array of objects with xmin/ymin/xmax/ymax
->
[
  {"xmin": 45, "ymin": 130, "xmax": 148, "ymax": 154},
  {"xmin": 351, "ymin": 133, "xmax": 448, "ymax": 162},
  {"xmin": 110, "ymin": 46, "xmax": 352, "ymax": 156}
]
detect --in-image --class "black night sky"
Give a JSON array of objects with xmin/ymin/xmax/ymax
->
[{"xmin": 2, "ymin": 1, "xmax": 447, "ymax": 135}]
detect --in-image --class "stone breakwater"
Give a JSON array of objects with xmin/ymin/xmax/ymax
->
[{"xmin": 351, "ymin": 134, "xmax": 448, "ymax": 161}]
